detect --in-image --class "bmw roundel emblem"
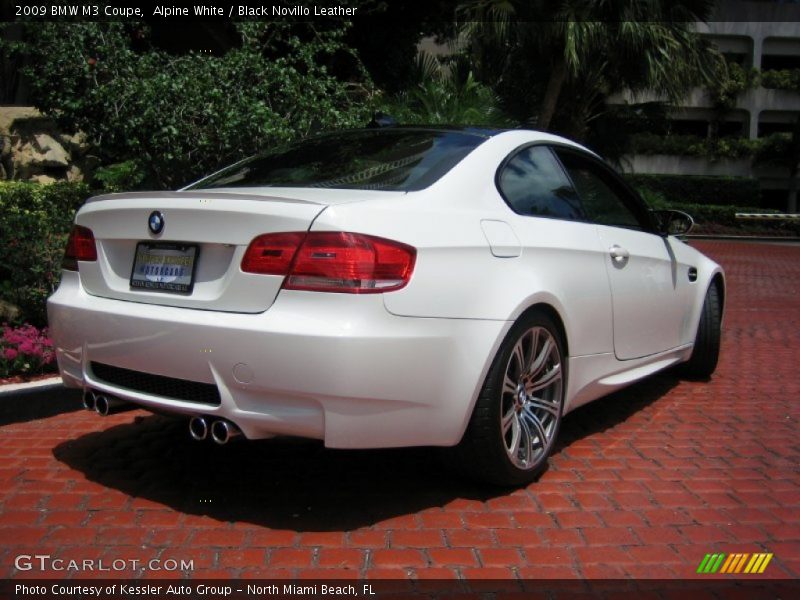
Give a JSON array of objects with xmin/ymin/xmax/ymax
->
[{"xmin": 148, "ymin": 211, "xmax": 165, "ymax": 235}]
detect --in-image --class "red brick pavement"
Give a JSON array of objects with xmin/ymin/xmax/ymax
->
[{"xmin": 0, "ymin": 241, "xmax": 798, "ymax": 580}]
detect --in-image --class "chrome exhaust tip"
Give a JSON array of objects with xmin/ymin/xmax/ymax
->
[
  {"xmin": 82, "ymin": 390, "xmax": 96, "ymax": 411},
  {"xmin": 189, "ymin": 416, "xmax": 209, "ymax": 441},
  {"xmin": 94, "ymin": 394, "xmax": 134, "ymax": 417},
  {"xmin": 210, "ymin": 419, "xmax": 241, "ymax": 445}
]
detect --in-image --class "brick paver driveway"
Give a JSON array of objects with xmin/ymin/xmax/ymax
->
[{"xmin": 1, "ymin": 241, "xmax": 798, "ymax": 581}]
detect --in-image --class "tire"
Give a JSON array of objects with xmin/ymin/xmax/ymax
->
[
  {"xmin": 448, "ymin": 311, "xmax": 566, "ymax": 486},
  {"xmin": 681, "ymin": 282, "xmax": 722, "ymax": 379}
]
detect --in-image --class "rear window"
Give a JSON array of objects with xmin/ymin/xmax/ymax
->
[
  {"xmin": 497, "ymin": 145, "xmax": 584, "ymax": 221},
  {"xmin": 189, "ymin": 129, "xmax": 488, "ymax": 192}
]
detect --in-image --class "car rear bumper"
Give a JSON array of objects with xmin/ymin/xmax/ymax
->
[{"xmin": 48, "ymin": 271, "xmax": 509, "ymax": 448}]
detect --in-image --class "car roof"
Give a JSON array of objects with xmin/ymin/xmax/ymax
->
[
  {"xmin": 317, "ymin": 125, "xmax": 597, "ymax": 155},
  {"xmin": 308, "ymin": 125, "xmax": 503, "ymax": 139},
  {"xmin": 329, "ymin": 125, "xmax": 517, "ymax": 137},
  {"xmin": 389, "ymin": 125, "xmax": 507, "ymax": 137}
]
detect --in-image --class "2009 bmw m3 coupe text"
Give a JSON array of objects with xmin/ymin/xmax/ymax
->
[{"xmin": 48, "ymin": 127, "xmax": 724, "ymax": 485}]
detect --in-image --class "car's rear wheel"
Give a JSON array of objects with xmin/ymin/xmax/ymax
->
[
  {"xmin": 449, "ymin": 311, "xmax": 566, "ymax": 486},
  {"xmin": 681, "ymin": 282, "xmax": 722, "ymax": 379}
]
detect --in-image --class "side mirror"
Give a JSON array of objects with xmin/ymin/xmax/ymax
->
[{"xmin": 652, "ymin": 209, "xmax": 694, "ymax": 236}]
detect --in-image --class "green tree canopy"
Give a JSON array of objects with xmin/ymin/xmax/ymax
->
[{"xmin": 458, "ymin": 0, "xmax": 720, "ymax": 137}]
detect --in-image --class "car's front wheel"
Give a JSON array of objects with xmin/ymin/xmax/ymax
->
[
  {"xmin": 450, "ymin": 311, "xmax": 566, "ymax": 486},
  {"xmin": 681, "ymin": 282, "xmax": 722, "ymax": 379}
]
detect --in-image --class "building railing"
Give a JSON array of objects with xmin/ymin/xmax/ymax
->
[{"xmin": 735, "ymin": 213, "xmax": 800, "ymax": 220}]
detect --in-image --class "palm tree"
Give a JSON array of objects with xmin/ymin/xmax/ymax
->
[
  {"xmin": 381, "ymin": 51, "xmax": 512, "ymax": 126},
  {"xmin": 458, "ymin": 0, "xmax": 719, "ymax": 131}
]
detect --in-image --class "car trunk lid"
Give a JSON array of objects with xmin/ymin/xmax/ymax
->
[{"xmin": 74, "ymin": 190, "xmax": 332, "ymax": 313}]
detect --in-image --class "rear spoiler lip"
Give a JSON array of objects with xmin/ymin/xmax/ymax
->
[{"xmin": 84, "ymin": 190, "xmax": 322, "ymax": 206}]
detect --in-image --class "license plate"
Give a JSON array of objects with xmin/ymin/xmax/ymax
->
[{"xmin": 130, "ymin": 243, "xmax": 199, "ymax": 293}]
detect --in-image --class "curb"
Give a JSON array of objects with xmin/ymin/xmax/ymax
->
[{"xmin": 0, "ymin": 376, "xmax": 64, "ymax": 395}]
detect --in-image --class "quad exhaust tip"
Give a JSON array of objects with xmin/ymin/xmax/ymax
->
[
  {"xmin": 82, "ymin": 390, "xmax": 96, "ymax": 411},
  {"xmin": 94, "ymin": 394, "xmax": 135, "ymax": 416},
  {"xmin": 189, "ymin": 416, "xmax": 209, "ymax": 441},
  {"xmin": 189, "ymin": 417, "xmax": 241, "ymax": 445},
  {"xmin": 210, "ymin": 419, "xmax": 241, "ymax": 445},
  {"xmin": 85, "ymin": 389, "xmax": 135, "ymax": 416}
]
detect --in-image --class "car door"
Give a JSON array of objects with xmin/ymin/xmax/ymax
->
[
  {"xmin": 554, "ymin": 148, "xmax": 688, "ymax": 360},
  {"xmin": 495, "ymin": 145, "xmax": 614, "ymax": 358}
]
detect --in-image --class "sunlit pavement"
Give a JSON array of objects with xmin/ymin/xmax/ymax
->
[{"xmin": 1, "ymin": 241, "xmax": 798, "ymax": 580}]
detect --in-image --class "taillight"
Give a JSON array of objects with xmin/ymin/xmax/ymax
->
[
  {"xmin": 241, "ymin": 232, "xmax": 306, "ymax": 275},
  {"xmin": 62, "ymin": 225, "xmax": 97, "ymax": 271},
  {"xmin": 240, "ymin": 231, "xmax": 416, "ymax": 294},
  {"xmin": 286, "ymin": 232, "xmax": 416, "ymax": 293}
]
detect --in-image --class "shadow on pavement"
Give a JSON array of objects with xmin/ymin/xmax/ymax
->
[
  {"xmin": 0, "ymin": 385, "xmax": 83, "ymax": 426},
  {"xmin": 52, "ymin": 372, "xmax": 680, "ymax": 531},
  {"xmin": 555, "ymin": 372, "xmax": 680, "ymax": 452}
]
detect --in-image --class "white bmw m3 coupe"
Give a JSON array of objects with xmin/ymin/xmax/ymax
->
[{"xmin": 48, "ymin": 126, "xmax": 724, "ymax": 485}]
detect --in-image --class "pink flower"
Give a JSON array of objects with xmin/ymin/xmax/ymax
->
[{"xmin": 1, "ymin": 324, "xmax": 60, "ymax": 376}]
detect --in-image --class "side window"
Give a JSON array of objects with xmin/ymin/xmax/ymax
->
[
  {"xmin": 498, "ymin": 146, "xmax": 585, "ymax": 221},
  {"xmin": 555, "ymin": 150, "xmax": 645, "ymax": 230}
]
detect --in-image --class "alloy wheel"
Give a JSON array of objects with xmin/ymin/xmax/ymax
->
[{"xmin": 500, "ymin": 326, "xmax": 563, "ymax": 470}]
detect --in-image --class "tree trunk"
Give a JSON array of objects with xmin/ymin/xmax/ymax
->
[{"xmin": 538, "ymin": 58, "xmax": 567, "ymax": 131}]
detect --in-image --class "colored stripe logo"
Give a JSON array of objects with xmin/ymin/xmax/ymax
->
[{"xmin": 697, "ymin": 553, "xmax": 773, "ymax": 574}]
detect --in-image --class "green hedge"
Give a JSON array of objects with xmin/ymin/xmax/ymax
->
[
  {"xmin": 625, "ymin": 173, "xmax": 762, "ymax": 208},
  {"xmin": 629, "ymin": 133, "xmax": 760, "ymax": 159},
  {"xmin": 663, "ymin": 202, "xmax": 799, "ymax": 236},
  {"xmin": 0, "ymin": 182, "xmax": 92, "ymax": 327},
  {"xmin": 636, "ymin": 186, "xmax": 799, "ymax": 236},
  {"xmin": 760, "ymin": 68, "xmax": 800, "ymax": 92},
  {"xmin": 653, "ymin": 200, "xmax": 773, "ymax": 227},
  {"xmin": 628, "ymin": 132, "xmax": 794, "ymax": 163}
]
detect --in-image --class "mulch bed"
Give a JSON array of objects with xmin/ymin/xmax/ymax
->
[{"xmin": 0, "ymin": 372, "xmax": 60, "ymax": 386}]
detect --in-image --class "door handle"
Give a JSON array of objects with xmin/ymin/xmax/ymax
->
[{"xmin": 609, "ymin": 245, "xmax": 629, "ymax": 267}]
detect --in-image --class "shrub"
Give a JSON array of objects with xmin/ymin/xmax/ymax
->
[
  {"xmin": 753, "ymin": 132, "xmax": 797, "ymax": 166},
  {"xmin": 650, "ymin": 200, "xmax": 770, "ymax": 227},
  {"xmin": 0, "ymin": 323, "xmax": 56, "ymax": 378},
  {"xmin": 629, "ymin": 132, "xmax": 760, "ymax": 159},
  {"xmin": 667, "ymin": 202, "xmax": 799, "ymax": 236},
  {"xmin": 379, "ymin": 53, "xmax": 512, "ymax": 127},
  {"xmin": 625, "ymin": 173, "xmax": 762, "ymax": 207},
  {"xmin": 92, "ymin": 160, "xmax": 148, "ymax": 192},
  {"xmin": 760, "ymin": 69, "xmax": 800, "ymax": 92},
  {"xmin": 0, "ymin": 181, "xmax": 92, "ymax": 327},
  {"xmin": 708, "ymin": 61, "xmax": 759, "ymax": 111},
  {"xmin": 638, "ymin": 190, "xmax": 799, "ymax": 236},
  {"xmin": 8, "ymin": 22, "xmax": 372, "ymax": 189}
]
